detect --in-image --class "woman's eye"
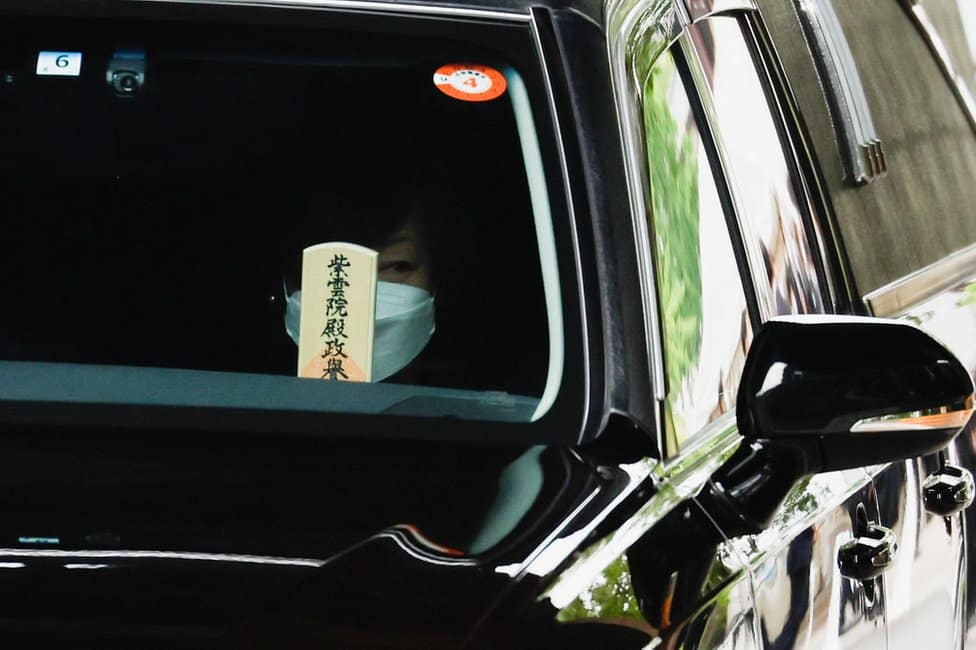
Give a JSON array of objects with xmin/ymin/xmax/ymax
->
[{"xmin": 381, "ymin": 261, "xmax": 417, "ymax": 274}]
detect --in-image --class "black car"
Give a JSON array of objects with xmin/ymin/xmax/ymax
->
[{"xmin": 1, "ymin": 0, "xmax": 976, "ymax": 647}]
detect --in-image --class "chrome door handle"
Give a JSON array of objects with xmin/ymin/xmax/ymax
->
[
  {"xmin": 838, "ymin": 523, "xmax": 897, "ymax": 581},
  {"xmin": 923, "ymin": 462, "xmax": 975, "ymax": 517}
]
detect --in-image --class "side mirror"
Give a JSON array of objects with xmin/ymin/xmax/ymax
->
[
  {"xmin": 738, "ymin": 315, "xmax": 973, "ymax": 471},
  {"xmin": 705, "ymin": 315, "xmax": 974, "ymax": 536}
]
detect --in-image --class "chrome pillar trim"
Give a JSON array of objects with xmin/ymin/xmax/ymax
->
[
  {"xmin": 864, "ymin": 241, "xmax": 976, "ymax": 317},
  {"xmin": 658, "ymin": 412, "xmax": 740, "ymax": 476},
  {"xmin": 897, "ymin": 0, "xmax": 976, "ymax": 136},
  {"xmin": 605, "ymin": 0, "xmax": 684, "ymax": 405},
  {"xmin": 138, "ymin": 0, "xmax": 531, "ymax": 21},
  {"xmin": 794, "ymin": 0, "xmax": 887, "ymax": 185},
  {"xmin": 850, "ymin": 400, "xmax": 976, "ymax": 434},
  {"xmin": 683, "ymin": 0, "xmax": 756, "ymax": 22}
]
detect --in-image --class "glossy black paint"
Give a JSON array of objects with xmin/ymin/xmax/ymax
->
[
  {"xmin": 702, "ymin": 437, "xmax": 814, "ymax": 536},
  {"xmin": 738, "ymin": 317, "xmax": 974, "ymax": 468},
  {"xmin": 704, "ymin": 316, "xmax": 975, "ymax": 537},
  {"xmin": 541, "ymin": 7, "xmax": 657, "ymax": 438},
  {"xmin": 625, "ymin": 499, "xmax": 726, "ymax": 636},
  {"xmin": 0, "ymin": 426, "xmax": 608, "ymax": 647}
]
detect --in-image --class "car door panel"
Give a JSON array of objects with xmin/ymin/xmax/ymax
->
[
  {"xmin": 732, "ymin": 471, "xmax": 885, "ymax": 650},
  {"xmin": 873, "ymin": 456, "xmax": 965, "ymax": 650},
  {"xmin": 866, "ymin": 268, "xmax": 976, "ymax": 648},
  {"xmin": 673, "ymin": 10, "xmax": 892, "ymax": 648},
  {"xmin": 602, "ymin": 2, "xmax": 902, "ymax": 647}
]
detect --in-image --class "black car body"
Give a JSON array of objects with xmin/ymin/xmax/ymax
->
[{"xmin": 2, "ymin": 0, "xmax": 976, "ymax": 648}]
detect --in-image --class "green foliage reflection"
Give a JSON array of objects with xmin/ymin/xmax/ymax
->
[
  {"xmin": 555, "ymin": 555, "xmax": 643, "ymax": 623},
  {"xmin": 959, "ymin": 281, "xmax": 976, "ymax": 308},
  {"xmin": 643, "ymin": 56, "xmax": 703, "ymax": 447}
]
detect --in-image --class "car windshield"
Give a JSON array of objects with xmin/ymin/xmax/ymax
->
[{"xmin": 0, "ymin": 15, "xmax": 561, "ymax": 424}]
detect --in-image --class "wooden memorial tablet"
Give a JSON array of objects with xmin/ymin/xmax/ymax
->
[{"xmin": 297, "ymin": 242, "xmax": 377, "ymax": 382}]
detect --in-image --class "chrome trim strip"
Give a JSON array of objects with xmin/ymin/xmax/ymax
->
[
  {"xmin": 794, "ymin": 0, "xmax": 887, "ymax": 185},
  {"xmin": 683, "ymin": 0, "xmax": 756, "ymax": 22},
  {"xmin": 605, "ymin": 0, "xmax": 683, "ymax": 407},
  {"xmin": 520, "ymin": 460, "xmax": 656, "ymax": 580},
  {"xmin": 850, "ymin": 401, "xmax": 975, "ymax": 433},
  {"xmin": 864, "ymin": 242, "xmax": 976, "ymax": 317},
  {"xmin": 494, "ymin": 487, "xmax": 602, "ymax": 578},
  {"xmin": 138, "ymin": 0, "xmax": 530, "ymax": 21},
  {"xmin": 659, "ymin": 411, "xmax": 739, "ymax": 476},
  {"xmin": 897, "ymin": 0, "xmax": 976, "ymax": 136},
  {"xmin": 529, "ymin": 12, "xmax": 591, "ymax": 436},
  {"xmin": 0, "ymin": 548, "xmax": 325, "ymax": 567}
]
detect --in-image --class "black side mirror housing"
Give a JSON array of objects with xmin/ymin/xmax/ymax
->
[
  {"xmin": 737, "ymin": 316, "xmax": 973, "ymax": 471},
  {"xmin": 705, "ymin": 316, "xmax": 974, "ymax": 536}
]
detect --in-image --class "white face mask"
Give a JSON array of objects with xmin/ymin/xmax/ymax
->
[{"xmin": 285, "ymin": 281, "xmax": 435, "ymax": 382}]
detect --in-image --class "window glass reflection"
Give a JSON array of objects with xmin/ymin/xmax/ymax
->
[
  {"xmin": 961, "ymin": 0, "xmax": 976, "ymax": 68},
  {"xmin": 921, "ymin": 0, "xmax": 976, "ymax": 102},
  {"xmin": 642, "ymin": 51, "xmax": 752, "ymax": 453},
  {"xmin": 688, "ymin": 17, "xmax": 823, "ymax": 318}
]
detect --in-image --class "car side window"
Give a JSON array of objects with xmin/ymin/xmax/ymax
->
[
  {"xmin": 641, "ymin": 48, "xmax": 752, "ymax": 454},
  {"xmin": 640, "ymin": 14, "xmax": 828, "ymax": 456},
  {"xmin": 684, "ymin": 16, "xmax": 825, "ymax": 320}
]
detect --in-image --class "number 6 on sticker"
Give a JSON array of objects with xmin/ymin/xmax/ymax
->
[{"xmin": 36, "ymin": 51, "xmax": 82, "ymax": 77}]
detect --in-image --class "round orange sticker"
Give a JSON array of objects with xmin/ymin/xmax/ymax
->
[{"xmin": 433, "ymin": 63, "xmax": 507, "ymax": 102}]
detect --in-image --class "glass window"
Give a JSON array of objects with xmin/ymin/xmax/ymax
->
[
  {"xmin": 686, "ymin": 17, "xmax": 824, "ymax": 318},
  {"xmin": 0, "ymin": 15, "xmax": 562, "ymax": 424},
  {"xmin": 641, "ymin": 49, "xmax": 752, "ymax": 454}
]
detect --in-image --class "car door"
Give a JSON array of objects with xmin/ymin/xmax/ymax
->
[
  {"xmin": 858, "ymin": 5, "xmax": 976, "ymax": 646},
  {"xmin": 753, "ymin": 0, "xmax": 976, "ymax": 647},
  {"xmin": 843, "ymin": 2, "xmax": 976, "ymax": 646},
  {"xmin": 602, "ymin": 1, "xmax": 888, "ymax": 648},
  {"xmin": 677, "ymin": 8, "xmax": 893, "ymax": 649},
  {"xmin": 0, "ymin": 3, "xmax": 615, "ymax": 647}
]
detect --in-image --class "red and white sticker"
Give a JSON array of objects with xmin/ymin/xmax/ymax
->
[{"xmin": 433, "ymin": 63, "xmax": 507, "ymax": 102}]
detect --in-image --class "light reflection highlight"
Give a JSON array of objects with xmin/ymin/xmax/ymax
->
[
  {"xmin": 0, "ymin": 549, "xmax": 324, "ymax": 567},
  {"xmin": 64, "ymin": 563, "xmax": 111, "ymax": 570}
]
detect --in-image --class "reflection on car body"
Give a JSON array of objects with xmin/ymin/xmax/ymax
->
[{"xmin": 1, "ymin": 0, "xmax": 976, "ymax": 648}]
